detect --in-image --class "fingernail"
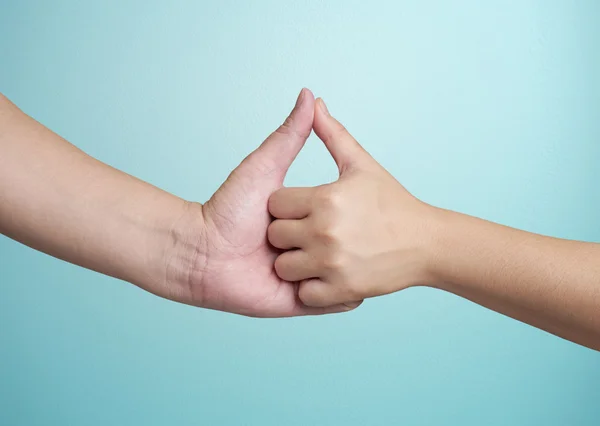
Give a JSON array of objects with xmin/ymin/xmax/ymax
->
[
  {"xmin": 319, "ymin": 98, "xmax": 330, "ymax": 116},
  {"xmin": 343, "ymin": 300, "xmax": 363, "ymax": 310},
  {"xmin": 294, "ymin": 88, "xmax": 306, "ymax": 109}
]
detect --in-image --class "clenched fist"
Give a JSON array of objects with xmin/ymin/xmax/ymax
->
[{"xmin": 267, "ymin": 99, "xmax": 440, "ymax": 308}]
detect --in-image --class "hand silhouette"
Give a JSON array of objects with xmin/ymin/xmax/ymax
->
[{"xmin": 168, "ymin": 89, "xmax": 360, "ymax": 317}]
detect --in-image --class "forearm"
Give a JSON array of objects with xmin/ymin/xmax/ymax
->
[
  {"xmin": 0, "ymin": 93, "xmax": 195, "ymax": 296},
  {"xmin": 430, "ymin": 208, "xmax": 600, "ymax": 350}
]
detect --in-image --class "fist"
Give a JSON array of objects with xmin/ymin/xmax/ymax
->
[{"xmin": 267, "ymin": 99, "xmax": 439, "ymax": 308}]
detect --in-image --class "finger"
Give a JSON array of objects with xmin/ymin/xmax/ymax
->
[
  {"xmin": 313, "ymin": 98, "xmax": 370, "ymax": 173},
  {"xmin": 297, "ymin": 278, "xmax": 340, "ymax": 307},
  {"xmin": 268, "ymin": 219, "xmax": 308, "ymax": 250},
  {"xmin": 268, "ymin": 186, "xmax": 316, "ymax": 219},
  {"xmin": 298, "ymin": 278, "xmax": 364, "ymax": 309},
  {"xmin": 274, "ymin": 250, "xmax": 319, "ymax": 282},
  {"xmin": 291, "ymin": 300, "xmax": 363, "ymax": 316},
  {"xmin": 243, "ymin": 88, "xmax": 315, "ymax": 183},
  {"xmin": 255, "ymin": 280, "xmax": 361, "ymax": 317}
]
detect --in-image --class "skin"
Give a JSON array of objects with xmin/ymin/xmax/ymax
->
[
  {"xmin": 2, "ymin": 88, "xmax": 598, "ymax": 350},
  {"xmin": 268, "ymin": 98, "xmax": 600, "ymax": 351},
  {"xmin": 0, "ymin": 88, "xmax": 354, "ymax": 317}
]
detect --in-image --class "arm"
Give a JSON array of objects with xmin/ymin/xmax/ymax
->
[
  {"xmin": 0, "ymin": 93, "xmax": 191, "ymax": 299},
  {"xmin": 433, "ymin": 210, "xmax": 600, "ymax": 350},
  {"xmin": 267, "ymin": 98, "xmax": 600, "ymax": 350},
  {"xmin": 0, "ymin": 90, "xmax": 351, "ymax": 316}
]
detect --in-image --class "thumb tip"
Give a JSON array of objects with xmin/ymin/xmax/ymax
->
[
  {"xmin": 295, "ymin": 87, "xmax": 314, "ymax": 109},
  {"xmin": 313, "ymin": 97, "xmax": 338, "ymax": 137},
  {"xmin": 315, "ymin": 97, "xmax": 330, "ymax": 117},
  {"xmin": 288, "ymin": 88, "xmax": 315, "ymax": 123},
  {"xmin": 280, "ymin": 89, "xmax": 314, "ymax": 138}
]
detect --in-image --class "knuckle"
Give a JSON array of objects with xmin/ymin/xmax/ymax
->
[
  {"xmin": 275, "ymin": 117, "xmax": 309, "ymax": 139},
  {"xmin": 321, "ymin": 252, "xmax": 346, "ymax": 272},
  {"xmin": 315, "ymin": 185, "xmax": 344, "ymax": 211},
  {"xmin": 276, "ymin": 118, "xmax": 295, "ymax": 136},
  {"xmin": 332, "ymin": 122, "xmax": 349, "ymax": 139},
  {"xmin": 255, "ymin": 160, "xmax": 279, "ymax": 177},
  {"xmin": 246, "ymin": 151, "xmax": 278, "ymax": 176},
  {"xmin": 323, "ymin": 120, "xmax": 349, "ymax": 143},
  {"xmin": 316, "ymin": 223, "xmax": 340, "ymax": 245}
]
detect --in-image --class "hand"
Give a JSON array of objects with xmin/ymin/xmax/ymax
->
[
  {"xmin": 267, "ymin": 99, "xmax": 440, "ymax": 308},
  {"xmin": 166, "ymin": 90, "xmax": 358, "ymax": 317}
]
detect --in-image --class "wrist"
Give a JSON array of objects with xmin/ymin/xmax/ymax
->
[
  {"xmin": 386, "ymin": 200, "xmax": 450, "ymax": 293},
  {"xmin": 160, "ymin": 200, "xmax": 208, "ymax": 306},
  {"xmin": 138, "ymin": 198, "xmax": 208, "ymax": 306},
  {"xmin": 412, "ymin": 204, "xmax": 452, "ymax": 289},
  {"xmin": 424, "ymin": 207, "xmax": 478, "ymax": 292}
]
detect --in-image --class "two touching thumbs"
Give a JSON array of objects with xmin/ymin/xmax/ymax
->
[
  {"xmin": 242, "ymin": 88, "xmax": 371, "ymax": 187},
  {"xmin": 261, "ymin": 90, "xmax": 376, "ymax": 310}
]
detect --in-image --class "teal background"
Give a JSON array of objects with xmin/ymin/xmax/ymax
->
[{"xmin": 1, "ymin": 0, "xmax": 599, "ymax": 424}]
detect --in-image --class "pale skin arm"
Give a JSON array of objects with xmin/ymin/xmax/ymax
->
[
  {"xmin": 0, "ymin": 92, "xmax": 188, "ymax": 298},
  {"xmin": 0, "ymin": 89, "xmax": 350, "ymax": 316},
  {"xmin": 268, "ymin": 98, "xmax": 600, "ymax": 351}
]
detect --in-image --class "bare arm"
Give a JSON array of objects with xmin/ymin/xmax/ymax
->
[
  {"xmin": 268, "ymin": 98, "xmax": 600, "ymax": 351},
  {"xmin": 0, "ymin": 93, "xmax": 191, "ymax": 297},
  {"xmin": 0, "ymin": 89, "xmax": 350, "ymax": 317},
  {"xmin": 433, "ymin": 210, "xmax": 600, "ymax": 350}
]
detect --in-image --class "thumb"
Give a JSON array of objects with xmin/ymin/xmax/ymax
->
[
  {"xmin": 313, "ymin": 98, "xmax": 370, "ymax": 174},
  {"xmin": 244, "ymin": 88, "xmax": 315, "ymax": 182}
]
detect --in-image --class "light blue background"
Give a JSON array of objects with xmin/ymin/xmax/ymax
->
[{"xmin": 1, "ymin": 1, "xmax": 599, "ymax": 425}]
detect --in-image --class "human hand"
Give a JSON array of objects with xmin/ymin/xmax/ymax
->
[
  {"xmin": 267, "ymin": 99, "xmax": 440, "ymax": 308},
  {"xmin": 165, "ymin": 90, "xmax": 358, "ymax": 317}
]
